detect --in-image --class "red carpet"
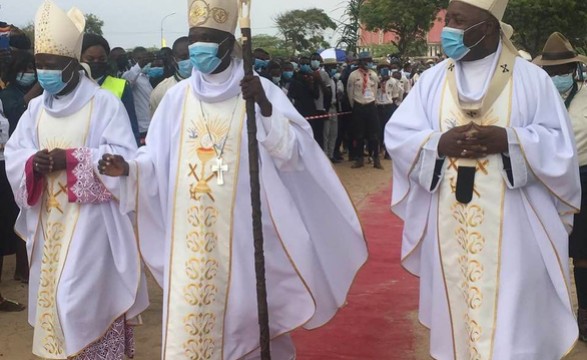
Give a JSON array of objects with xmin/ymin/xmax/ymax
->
[{"xmin": 292, "ymin": 187, "xmax": 422, "ymax": 359}]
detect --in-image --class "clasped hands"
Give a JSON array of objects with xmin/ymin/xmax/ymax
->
[
  {"xmin": 32, "ymin": 149, "xmax": 66, "ymax": 175},
  {"xmin": 438, "ymin": 123, "xmax": 508, "ymax": 159}
]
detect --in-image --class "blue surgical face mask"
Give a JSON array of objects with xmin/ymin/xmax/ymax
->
[
  {"xmin": 441, "ymin": 21, "xmax": 487, "ymax": 61},
  {"xmin": 310, "ymin": 60, "xmax": 321, "ymax": 70},
  {"xmin": 37, "ymin": 61, "xmax": 73, "ymax": 95},
  {"xmin": 300, "ymin": 64, "xmax": 312, "ymax": 74},
  {"xmin": 552, "ymin": 73, "xmax": 575, "ymax": 94},
  {"xmin": 282, "ymin": 71, "xmax": 294, "ymax": 80},
  {"xmin": 272, "ymin": 76, "xmax": 281, "ymax": 85},
  {"xmin": 16, "ymin": 72, "xmax": 36, "ymax": 88},
  {"xmin": 177, "ymin": 59, "xmax": 193, "ymax": 79},
  {"xmin": 255, "ymin": 58, "xmax": 268, "ymax": 70},
  {"xmin": 351, "ymin": 64, "xmax": 358, "ymax": 70},
  {"xmin": 334, "ymin": 73, "xmax": 341, "ymax": 81},
  {"xmin": 329, "ymin": 68, "xmax": 338, "ymax": 77},
  {"xmin": 148, "ymin": 67, "xmax": 164, "ymax": 78},
  {"xmin": 189, "ymin": 39, "xmax": 229, "ymax": 74},
  {"xmin": 291, "ymin": 62, "xmax": 299, "ymax": 71},
  {"xmin": 141, "ymin": 63, "xmax": 152, "ymax": 74},
  {"xmin": 380, "ymin": 68, "xmax": 390, "ymax": 77}
]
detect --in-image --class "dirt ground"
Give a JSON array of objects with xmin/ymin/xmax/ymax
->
[{"xmin": 1, "ymin": 158, "xmax": 587, "ymax": 359}]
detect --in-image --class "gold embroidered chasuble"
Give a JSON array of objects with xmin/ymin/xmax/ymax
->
[
  {"xmin": 164, "ymin": 88, "xmax": 245, "ymax": 359},
  {"xmin": 437, "ymin": 48, "xmax": 516, "ymax": 360},
  {"xmin": 32, "ymin": 101, "xmax": 92, "ymax": 358}
]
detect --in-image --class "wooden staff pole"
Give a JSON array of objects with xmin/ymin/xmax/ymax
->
[{"xmin": 239, "ymin": 1, "xmax": 271, "ymax": 359}]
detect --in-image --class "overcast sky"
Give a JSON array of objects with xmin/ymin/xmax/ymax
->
[{"xmin": 2, "ymin": 0, "xmax": 346, "ymax": 49}]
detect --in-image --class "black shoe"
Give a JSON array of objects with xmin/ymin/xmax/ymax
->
[
  {"xmin": 579, "ymin": 308, "xmax": 587, "ymax": 342},
  {"xmin": 330, "ymin": 157, "xmax": 341, "ymax": 164},
  {"xmin": 351, "ymin": 160, "xmax": 364, "ymax": 169}
]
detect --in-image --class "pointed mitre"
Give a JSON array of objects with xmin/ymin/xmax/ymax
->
[
  {"xmin": 188, "ymin": 0, "xmax": 239, "ymax": 34},
  {"xmin": 450, "ymin": 0, "xmax": 509, "ymax": 21},
  {"xmin": 34, "ymin": 0, "xmax": 85, "ymax": 59}
]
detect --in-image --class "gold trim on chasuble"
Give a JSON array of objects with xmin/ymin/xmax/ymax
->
[
  {"xmin": 32, "ymin": 102, "xmax": 93, "ymax": 359},
  {"xmin": 437, "ymin": 48, "xmax": 516, "ymax": 360},
  {"xmin": 164, "ymin": 88, "xmax": 245, "ymax": 360}
]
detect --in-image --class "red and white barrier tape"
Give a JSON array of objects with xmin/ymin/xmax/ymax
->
[{"xmin": 304, "ymin": 111, "xmax": 352, "ymax": 120}]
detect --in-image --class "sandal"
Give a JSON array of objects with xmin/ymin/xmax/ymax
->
[{"xmin": 0, "ymin": 298, "xmax": 26, "ymax": 312}]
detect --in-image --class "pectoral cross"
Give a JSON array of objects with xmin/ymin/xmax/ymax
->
[{"xmin": 212, "ymin": 157, "xmax": 228, "ymax": 185}]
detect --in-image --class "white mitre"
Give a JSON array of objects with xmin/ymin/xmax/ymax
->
[
  {"xmin": 188, "ymin": 0, "xmax": 238, "ymax": 34},
  {"xmin": 450, "ymin": 0, "xmax": 509, "ymax": 21},
  {"xmin": 34, "ymin": 0, "xmax": 85, "ymax": 59},
  {"xmin": 451, "ymin": 0, "xmax": 518, "ymax": 53}
]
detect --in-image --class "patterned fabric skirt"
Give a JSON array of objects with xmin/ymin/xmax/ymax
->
[{"xmin": 72, "ymin": 316, "xmax": 135, "ymax": 360}]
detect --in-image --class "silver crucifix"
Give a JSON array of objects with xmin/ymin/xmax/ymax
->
[{"xmin": 212, "ymin": 157, "xmax": 229, "ymax": 185}]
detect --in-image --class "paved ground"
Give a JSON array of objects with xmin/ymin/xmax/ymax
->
[{"xmin": 1, "ymin": 157, "xmax": 587, "ymax": 359}]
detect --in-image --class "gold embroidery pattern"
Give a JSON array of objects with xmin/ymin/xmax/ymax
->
[
  {"xmin": 32, "ymin": 105, "xmax": 89, "ymax": 358},
  {"xmin": 181, "ymin": 202, "xmax": 220, "ymax": 359},
  {"xmin": 451, "ymin": 193, "xmax": 488, "ymax": 357},
  {"xmin": 179, "ymin": 111, "xmax": 233, "ymax": 359},
  {"xmin": 36, "ymin": 189, "xmax": 68, "ymax": 357}
]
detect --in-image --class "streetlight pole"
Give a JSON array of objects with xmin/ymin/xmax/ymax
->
[{"xmin": 160, "ymin": 12, "xmax": 176, "ymax": 48}]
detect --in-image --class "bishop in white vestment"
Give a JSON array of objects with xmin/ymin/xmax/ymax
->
[
  {"xmin": 100, "ymin": 0, "xmax": 367, "ymax": 359},
  {"xmin": 385, "ymin": 0, "xmax": 581, "ymax": 359},
  {"xmin": 4, "ymin": 1, "xmax": 148, "ymax": 358}
]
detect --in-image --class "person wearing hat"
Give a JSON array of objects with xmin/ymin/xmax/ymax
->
[
  {"xmin": 385, "ymin": 0, "xmax": 581, "ymax": 358},
  {"xmin": 99, "ymin": 0, "xmax": 367, "ymax": 359},
  {"xmin": 534, "ymin": 32, "xmax": 587, "ymax": 342},
  {"xmin": 4, "ymin": 1, "xmax": 149, "ymax": 358},
  {"xmin": 347, "ymin": 51, "xmax": 383, "ymax": 169}
]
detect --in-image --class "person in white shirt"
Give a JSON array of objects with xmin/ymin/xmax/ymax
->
[
  {"xmin": 150, "ymin": 37, "xmax": 192, "ymax": 116},
  {"xmin": 385, "ymin": 0, "xmax": 581, "ymax": 358},
  {"xmin": 347, "ymin": 52, "xmax": 383, "ymax": 169},
  {"xmin": 534, "ymin": 31, "xmax": 587, "ymax": 343},
  {"xmin": 98, "ymin": 0, "xmax": 367, "ymax": 358},
  {"xmin": 376, "ymin": 64, "xmax": 401, "ymax": 159},
  {"xmin": 122, "ymin": 47, "xmax": 154, "ymax": 139},
  {"xmin": 391, "ymin": 70, "xmax": 406, "ymax": 106}
]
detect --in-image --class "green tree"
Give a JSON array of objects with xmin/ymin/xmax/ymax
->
[
  {"xmin": 252, "ymin": 34, "xmax": 290, "ymax": 59},
  {"xmin": 337, "ymin": 0, "xmax": 365, "ymax": 55},
  {"xmin": 360, "ymin": 0, "xmax": 448, "ymax": 56},
  {"xmin": 503, "ymin": 0, "xmax": 587, "ymax": 57},
  {"xmin": 274, "ymin": 8, "xmax": 337, "ymax": 55},
  {"xmin": 85, "ymin": 13, "xmax": 104, "ymax": 36}
]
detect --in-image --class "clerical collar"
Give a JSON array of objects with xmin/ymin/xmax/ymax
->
[
  {"xmin": 202, "ymin": 60, "xmax": 234, "ymax": 85},
  {"xmin": 454, "ymin": 41, "xmax": 503, "ymax": 104}
]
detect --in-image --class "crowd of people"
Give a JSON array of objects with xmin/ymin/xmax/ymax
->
[{"xmin": 1, "ymin": 0, "xmax": 587, "ymax": 359}]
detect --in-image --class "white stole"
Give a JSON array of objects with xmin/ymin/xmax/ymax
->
[
  {"xmin": 437, "ymin": 47, "xmax": 516, "ymax": 360},
  {"xmin": 163, "ymin": 88, "xmax": 245, "ymax": 359},
  {"xmin": 32, "ymin": 101, "xmax": 93, "ymax": 359}
]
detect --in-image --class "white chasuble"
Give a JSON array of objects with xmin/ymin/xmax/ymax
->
[
  {"xmin": 32, "ymin": 101, "xmax": 92, "ymax": 358},
  {"xmin": 164, "ymin": 89, "xmax": 245, "ymax": 359},
  {"xmin": 437, "ymin": 49, "xmax": 515, "ymax": 360}
]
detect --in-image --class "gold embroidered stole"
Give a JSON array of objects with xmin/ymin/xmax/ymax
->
[
  {"xmin": 437, "ymin": 48, "xmax": 515, "ymax": 360},
  {"xmin": 164, "ymin": 89, "xmax": 245, "ymax": 359},
  {"xmin": 33, "ymin": 101, "xmax": 93, "ymax": 359}
]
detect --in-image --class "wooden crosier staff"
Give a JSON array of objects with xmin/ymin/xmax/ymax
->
[{"xmin": 239, "ymin": 1, "xmax": 272, "ymax": 359}]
